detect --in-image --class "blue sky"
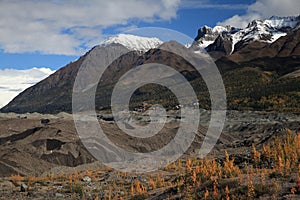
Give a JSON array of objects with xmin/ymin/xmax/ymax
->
[
  {"xmin": 0, "ymin": 0, "xmax": 298, "ymax": 71},
  {"xmin": 0, "ymin": 0, "xmax": 257, "ymax": 70}
]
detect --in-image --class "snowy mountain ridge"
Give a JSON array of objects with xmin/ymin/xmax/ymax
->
[
  {"xmin": 195, "ymin": 15, "xmax": 300, "ymax": 53},
  {"xmin": 102, "ymin": 34, "xmax": 163, "ymax": 52}
]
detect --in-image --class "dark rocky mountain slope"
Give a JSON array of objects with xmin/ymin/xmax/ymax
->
[{"xmin": 1, "ymin": 16, "xmax": 300, "ymax": 113}]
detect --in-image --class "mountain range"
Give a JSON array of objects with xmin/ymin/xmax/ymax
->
[
  {"xmin": 1, "ymin": 15, "xmax": 300, "ymax": 113},
  {"xmin": 193, "ymin": 16, "xmax": 300, "ymax": 58}
]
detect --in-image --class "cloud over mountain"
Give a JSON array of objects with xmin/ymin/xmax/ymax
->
[
  {"xmin": 0, "ymin": 0, "xmax": 180, "ymax": 55},
  {"xmin": 0, "ymin": 68, "xmax": 55, "ymax": 108},
  {"xmin": 218, "ymin": 0, "xmax": 300, "ymax": 28}
]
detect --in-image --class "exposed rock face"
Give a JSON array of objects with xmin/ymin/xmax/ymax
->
[
  {"xmin": 206, "ymin": 33, "xmax": 233, "ymax": 59},
  {"xmin": 195, "ymin": 26, "xmax": 221, "ymax": 41},
  {"xmin": 193, "ymin": 25, "xmax": 234, "ymax": 50}
]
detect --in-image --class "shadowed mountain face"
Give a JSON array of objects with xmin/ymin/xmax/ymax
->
[
  {"xmin": 1, "ymin": 18, "xmax": 300, "ymax": 113},
  {"xmin": 226, "ymin": 28, "xmax": 300, "ymax": 63},
  {"xmin": 1, "ymin": 44, "xmax": 135, "ymax": 113},
  {"xmin": 1, "ymin": 54, "xmax": 86, "ymax": 114},
  {"xmin": 1, "ymin": 42, "xmax": 207, "ymax": 114}
]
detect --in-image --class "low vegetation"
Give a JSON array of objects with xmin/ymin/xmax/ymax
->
[{"xmin": 4, "ymin": 130, "xmax": 300, "ymax": 199}]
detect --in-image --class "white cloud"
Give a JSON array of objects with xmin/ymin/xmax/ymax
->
[
  {"xmin": 0, "ymin": 68, "xmax": 55, "ymax": 108},
  {"xmin": 0, "ymin": 0, "xmax": 180, "ymax": 55},
  {"xmin": 218, "ymin": 0, "xmax": 300, "ymax": 28},
  {"xmin": 180, "ymin": 0, "xmax": 249, "ymax": 10}
]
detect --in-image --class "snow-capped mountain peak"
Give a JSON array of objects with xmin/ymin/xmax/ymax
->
[
  {"xmin": 231, "ymin": 16, "xmax": 299, "ymax": 50},
  {"xmin": 102, "ymin": 34, "xmax": 163, "ymax": 52},
  {"xmin": 212, "ymin": 25, "xmax": 229, "ymax": 33},
  {"xmin": 194, "ymin": 25, "xmax": 234, "ymax": 48},
  {"xmin": 193, "ymin": 15, "xmax": 300, "ymax": 54}
]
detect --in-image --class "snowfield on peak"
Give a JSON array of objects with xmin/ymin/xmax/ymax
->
[
  {"xmin": 102, "ymin": 34, "xmax": 163, "ymax": 52},
  {"xmin": 212, "ymin": 26, "xmax": 229, "ymax": 33}
]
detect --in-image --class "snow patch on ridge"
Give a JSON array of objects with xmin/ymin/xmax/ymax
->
[
  {"xmin": 102, "ymin": 34, "xmax": 163, "ymax": 52},
  {"xmin": 195, "ymin": 15, "xmax": 299, "ymax": 53}
]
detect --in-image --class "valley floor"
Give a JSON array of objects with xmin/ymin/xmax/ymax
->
[{"xmin": 0, "ymin": 110, "xmax": 299, "ymax": 199}]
